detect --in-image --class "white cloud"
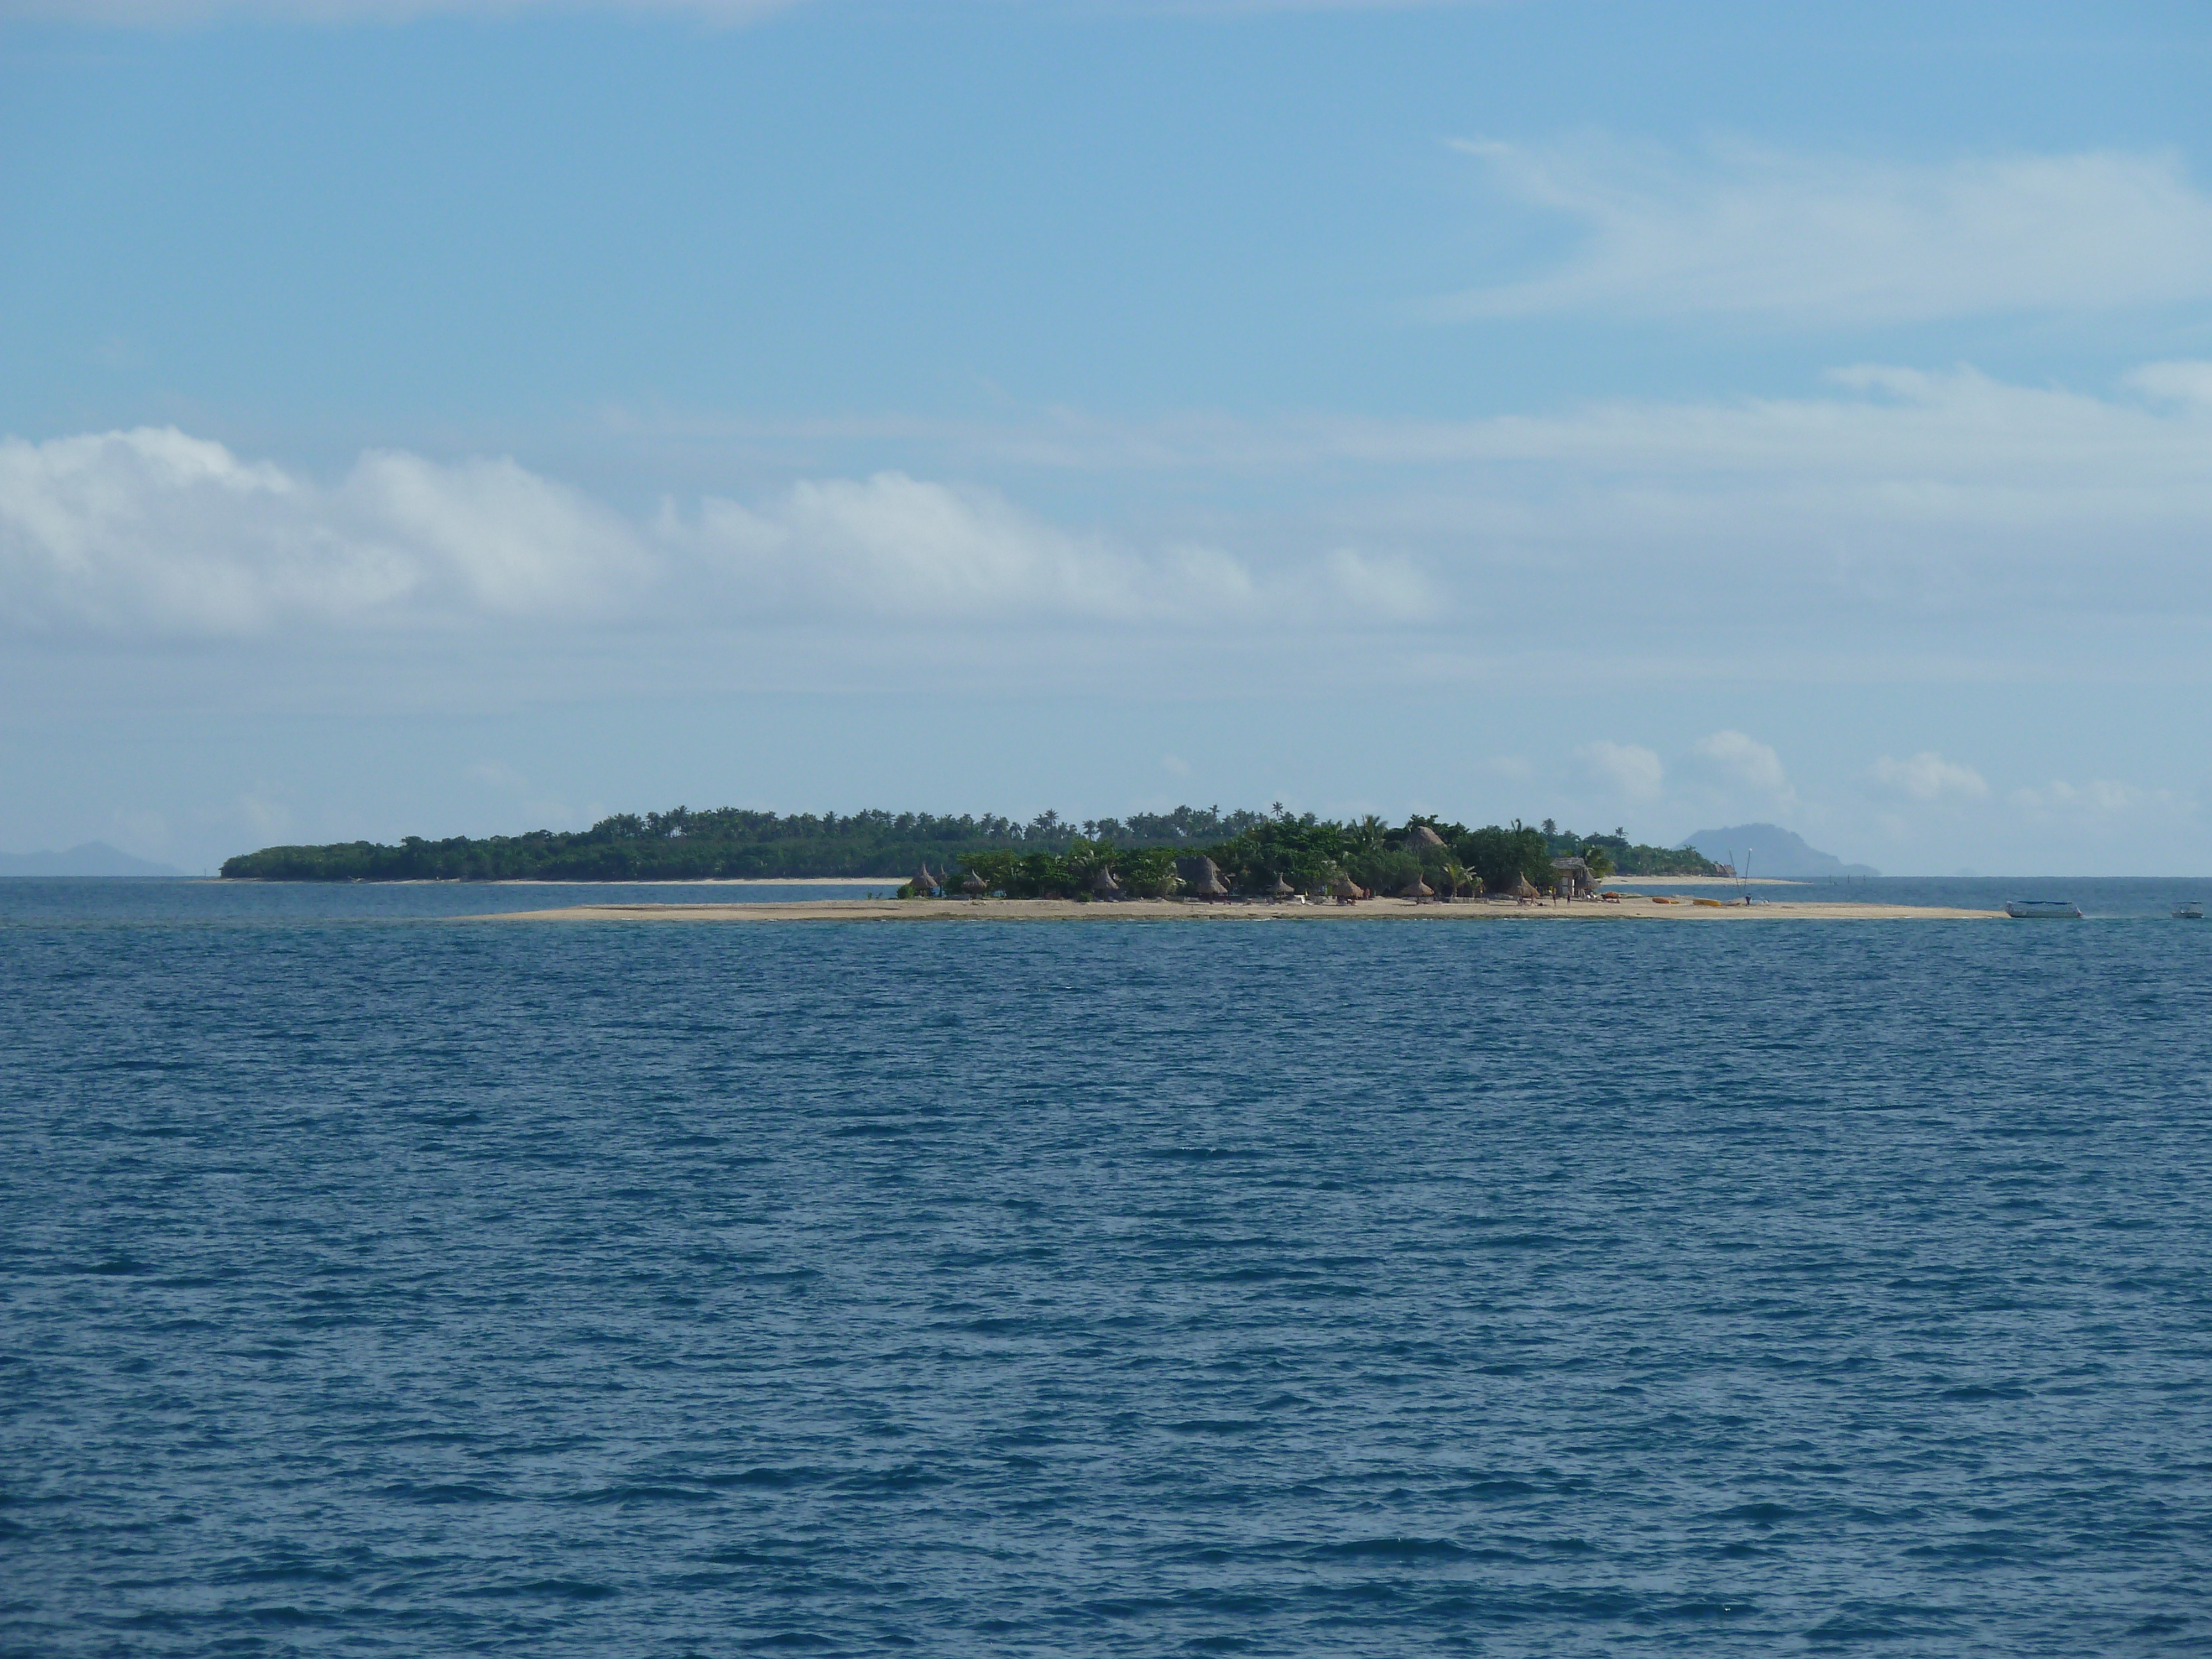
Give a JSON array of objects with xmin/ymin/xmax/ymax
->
[
  {"xmin": 1443, "ymin": 139, "xmax": 2212, "ymax": 324},
  {"xmin": 348, "ymin": 450, "xmax": 650, "ymax": 617},
  {"xmin": 660, "ymin": 362, "xmax": 2212, "ymax": 625},
  {"xmin": 1214, "ymin": 364, "xmax": 2212, "ymax": 622},
  {"xmin": 678, "ymin": 472, "xmax": 1251, "ymax": 623},
  {"xmin": 1691, "ymin": 729, "xmax": 1790, "ymax": 796},
  {"xmin": 17, "ymin": 361, "xmax": 2212, "ymax": 649},
  {"xmin": 1577, "ymin": 740, "xmax": 1663, "ymax": 801},
  {"xmin": 1322, "ymin": 547, "xmax": 1437, "ymax": 620},
  {"xmin": 2125, "ymin": 361, "xmax": 2212, "ymax": 410},
  {"xmin": 0, "ymin": 431, "xmax": 1269, "ymax": 638},
  {"xmin": 1869, "ymin": 751, "xmax": 1987, "ymax": 802},
  {"xmin": 0, "ymin": 427, "xmax": 647, "ymax": 635}
]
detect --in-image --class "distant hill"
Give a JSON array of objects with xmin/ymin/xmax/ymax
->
[
  {"xmin": 1683, "ymin": 824, "xmax": 1877, "ymax": 879},
  {"xmin": 0, "ymin": 841, "xmax": 187, "ymax": 878}
]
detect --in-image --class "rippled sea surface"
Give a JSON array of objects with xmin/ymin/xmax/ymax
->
[{"xmin": 6, "ymin": 881, "xmax": 2211, "ymax": 1655}]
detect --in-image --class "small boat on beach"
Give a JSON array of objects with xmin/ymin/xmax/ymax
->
[
  {"xmin": 2177, "ymin": 901, "xmax": 2204, "ymax": 920},
  {"xmin": 2005, "ymin": 899, "xmax": 2082, "ymax": 919}
]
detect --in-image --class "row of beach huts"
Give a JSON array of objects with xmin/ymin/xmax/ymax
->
[{"xmin": 902, "ymin": 829, "xmax": 1602, "ymax": 905}]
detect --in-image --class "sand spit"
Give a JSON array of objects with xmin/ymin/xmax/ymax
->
[
  {"xmin": 472, "ymin": 895, "xmax": 2000, "ymax": 924},
  {"xmin": 1600, "ymin": 875, "xmax": 1802, "ymax": 887}
]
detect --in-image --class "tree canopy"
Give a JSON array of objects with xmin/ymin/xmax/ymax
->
[{"xmin": 221, "ymin": 806, "xmax": 1720, "ymax": 888}]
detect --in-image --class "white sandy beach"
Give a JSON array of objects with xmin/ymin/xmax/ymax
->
[{"xmin": 488, "ymin": 876, "xmax": 902, "ymax": 886}]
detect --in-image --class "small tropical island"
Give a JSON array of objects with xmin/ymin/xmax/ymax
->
[{"xmin": 221, "ymin": 805, "xmax": 1722, "ymax": 897}]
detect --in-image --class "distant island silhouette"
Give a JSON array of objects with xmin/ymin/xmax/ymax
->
[
  {"xmin": 0, "ymin": 841, "xmax": 186, "ymax": 878},
  {"xmin": 220, "ymin": 807, "xmax": 1724, "ymax": 894},
  {"xmin": 1684, "ymin": 823, "xmax": 1878, "ymax": 879}
]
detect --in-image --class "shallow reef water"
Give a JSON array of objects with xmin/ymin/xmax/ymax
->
[{"xmin": 3, "ymin": 883, "xmax": 2210, "ymax": 1654}]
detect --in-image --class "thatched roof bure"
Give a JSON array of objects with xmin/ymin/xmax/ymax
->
[
  {"xmin": 1175, "ymin": 855, "xmax": 1229, "ymax": 899},
  {"xmin": 1406, "ymin": 824, "xmax": 1447, "ymax": 849}
]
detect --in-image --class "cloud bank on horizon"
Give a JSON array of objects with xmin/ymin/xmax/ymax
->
[{"xmin": 11, "ymin": 355, "xmax": 2211, "ymax": 640}]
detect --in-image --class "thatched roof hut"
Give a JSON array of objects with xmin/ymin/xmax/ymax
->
[
  {"xmin": 1406, "ymin": 823, "xmax": 1446, "ymax": 849},
  {"xmin": 962, "ymin": 869, "xmax": 987, "ymax": 895},
  {"xmin": 911, "ymin": 862, "xmax": 940, "ymax": 894},
  {"xmin": 1513, "ymin": 874, "xmax": 1539, "ymax": 899},
  {"xmin": 1400, "ymin": 872, "xmax": 1434, "ymax": 900},
  {"xmin": 1176, "ymin": 855, "xmax": 1229, "ymax": 900},
  {"xmin": 1090, "ymin": 866, "xmax": 1123, "ymax": 898},
  {"xmin": 1270, "ymin": 874, "xmax": 1296, "ymax": 900},
  {"xmin": 1328, "ymin": 872, "xmax": 1361, "ymax": 904}
]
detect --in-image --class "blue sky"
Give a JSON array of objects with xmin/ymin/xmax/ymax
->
[{"xmin": 4, "ymin": 0, "xmax": 2211, "ymax": 872}]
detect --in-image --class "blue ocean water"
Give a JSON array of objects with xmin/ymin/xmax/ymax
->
[
  {"xmin": 0, "ymin": 879, "xmax": 896, "ymax": 927},
  {"xmin": 4, "ymin": 880, "xmax": 2210, "ymax": 1655}
]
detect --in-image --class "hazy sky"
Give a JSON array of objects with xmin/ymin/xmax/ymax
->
[{"xmin": 4, "ymin": 0, "xmax": 2210, "ymax": 873}]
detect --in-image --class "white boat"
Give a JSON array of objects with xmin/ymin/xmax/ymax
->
[
  {"xmin": 2177, "ymin": 901, "xmax": 2204, "ymax": 920},
  {"xmin": 2005, "ymin": 899, "xmax": 2081, "ymax": 919}
]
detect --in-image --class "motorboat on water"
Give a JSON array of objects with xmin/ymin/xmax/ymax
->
[
  {"xmin": 2177, "ymin": 901, "xmax": 2205, "ymax": 920},
  {"xmin": 2005, "ymin": 899, "xmax": 2082, "ymax": 919}
]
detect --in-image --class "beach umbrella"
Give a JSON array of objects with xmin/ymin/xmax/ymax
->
[{"xmin": 1270, "ymin": 874, "xmax": 1296, "ymax": 899}]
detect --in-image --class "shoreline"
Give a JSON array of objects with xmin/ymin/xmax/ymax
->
[
  {"xmin": 217, "ymin": 873, "xmax": 1812, "ymax": 890},
  {"xmin": 470, "ymin": 896, "xmax": 2001, "ymax": 924},
  {"xmin": 221, "ymin": 875, "xmax": 901, "ymax": 886},
  {"xmin": 1600, "ymin": 874, "xmax": 1802, "ymax": 886}
]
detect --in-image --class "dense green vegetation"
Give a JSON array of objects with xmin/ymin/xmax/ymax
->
[
  {"xmin": 218, "ymin": 806, "xmax": 1266, "ymax": 882},
  {"xmin": 937, "ymin": 815, "xmax": 1714, "ymax": 899},
  {"xmin": 222, "ymin": 806, "xmax": 1720, "ymax": 891},
  {"xmin": 1567, "ymin": 825, "xmax": 1724, "ymax": 877}
]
